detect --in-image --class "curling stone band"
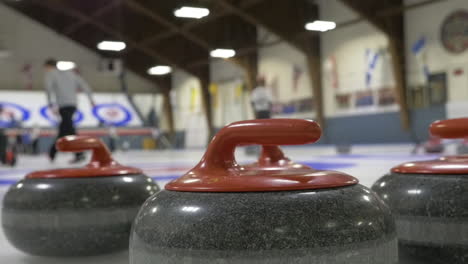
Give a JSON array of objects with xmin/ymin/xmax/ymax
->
[
  {"xmin": 375, "ymin": 173, "xmax": 468, "ymax": 245},
  {"xmin": 131, "ymin": 188, "xmax": 397, "ymax": 264}
]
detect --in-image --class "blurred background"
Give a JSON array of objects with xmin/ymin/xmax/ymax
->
[
  {"xmin": 0, "ymin": 0, "xmax": 466, "ymax": 154},
  {"xmin": 0, "ymin": 1, "xmax": 467, "ymax": 263}
]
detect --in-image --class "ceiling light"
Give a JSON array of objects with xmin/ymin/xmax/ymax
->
[
  {"xmin": 305, "ymin": 20, "xmax": 336, "ymax": 32},
  {"xmin": 97, "ymin": 41, "xmax": 126, "ymax": 51},
  {"xmin": 148, "ymin": 65, "xmax": 172, "ymax": 75},
  {"xmin": 210, "ymin": 49, "xmax": 236, "ymax": 59},
  {"xmin": 57, "ymin": 61, "xmax": 76, "ymax": 71},
  {"xmin": 174, "ymin": 6, "xmax": 210, "ymax": 19}
]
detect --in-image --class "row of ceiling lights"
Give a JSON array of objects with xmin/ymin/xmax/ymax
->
[{"xmin": 57, "ymin": 6, "xmax": 336, "ymax": 75}]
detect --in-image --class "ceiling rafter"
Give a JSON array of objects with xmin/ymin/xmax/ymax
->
[
  {"xmin": 124, "ymin": 0, "xmax": 260, "ymax": 133},
  {"xmin": 138, "ymin": 0, "xmax": 264, "ymax": 48},
  {"xmin": 377, "ymin": 0, "xmax": 446, "ymax": 17},
  {"xmin": 64, "ymin": 0, "xmax": 122, "ymax": 35},
  {"xmin": 124, "ymin": 0, "xmax": 211, "ymax": 51},
  {"xmin": 339, "ymin": 0, "xmax": 394, "ymax": 34},
  {"xmin": 5, "ymin": 0, "xmax": 441, "ymax": 95},
  {"xmin": 183, "ymin": 0, "xmax": 443, "ymax": 69},
  {"xmin": 218, "ymin": 0, "xmax": 306, "ymax": 52},
  {"xmin": 125, "ymin": 0, "xmax": 260, "ymax": 85},
  {"xmin": 30, "ymin": 0, "xmax": 197, "ymax": 77}
]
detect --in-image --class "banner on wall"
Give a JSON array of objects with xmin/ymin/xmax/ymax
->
[
  {"xmin": 292, "ymin": 64, "xmax": 303, "ymax": 92},
  {"xmin": 189, "ymin": 86, "xmax": 199, "ymax": 113},
  {"xmin": 234, "ymin": 83, "xmax": 243, "ymax": 103},
  {"xmin": 365, "ymin": 49, "xmax": 380, "ymax": 89},
  {"xmin": 412, "ymin": 36, "xmax": 430, "ymax": 83},
  {"xmin": 272, "ymin": 97, "xmax": 314, "ymax": 117},
  {"xmin": 0, "ymin": 91, "xmax": 142, "ymax": 128},
  {"xmin": 209, "ymin": 83, "xmax": 218, "ymax": 108},
  {"xmin": 0, "ymin": 102, "xmax": 30, "ymax": 127},
  {"xmin": 377, "ymin": 88, "xmax": 397, "ymax": 106},
  {"xmin": 324, "ymin": 56, "xmax": 339, "ymax": 90},
  {"xmin": 335, "ymin": 94, "xmax": 351, "ymax": 110},
  {"xmin": 355, "ymin": 90, "xmax": 374, "ymax": 107}
]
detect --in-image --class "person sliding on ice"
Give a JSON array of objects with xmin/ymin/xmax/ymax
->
[
  {"xmin": 43, "ymin": 58, "xmax": 95, "ymax": 163},
  {"xmin": 247, "ymin": 77, "xmax": 274, "ymax": 156},
  {"xmin": 250, "ymin": 76, "xmax": 273, "ymax": 119}
]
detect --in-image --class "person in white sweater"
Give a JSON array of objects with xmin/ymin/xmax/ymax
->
[
  {"xmin": 250, "ymin": 77, "xmax": 273, "ymax": 119},
  {"xmin": 44, "ymin": 58, "xmax": 95, "ymax": 163}
]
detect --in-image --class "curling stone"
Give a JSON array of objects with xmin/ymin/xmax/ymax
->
[
  {"xmin": 2, "ymin": 136, "xmax": 160, "ymax": 256},
  {"xmin": 130, "ymin": 119, "xmax": 397, "ymax": 264},
  {"xmin": 372, "ymin": 118, "xmax": 468, "ymax": 263}
]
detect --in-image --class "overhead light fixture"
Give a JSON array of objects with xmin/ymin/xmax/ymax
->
[
  {"xmin": 305, "ymin": 20, "xmax": 336, "ymax": 32},
  {"xmin": 148, "ymin": 65, "xmax": 172, "ymax": 75},
  {"xmin": 174, "ymin": 6, "xmax": 210, "ymax": 19},
  {"xmin": 97, "ymin": 41, "xmax": 126, "ymax": 51},
  {"xmin": 57, "ymin": 61, "xmax": 76, "ymax": 71},
  {"xmin": 210, "ymin": 48, "xmax": 236, "ymax": 59}
]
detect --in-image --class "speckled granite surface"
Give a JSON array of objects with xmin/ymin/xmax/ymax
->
[
  {"xmin": 372, "ymin": 173, "xmax": 468, "ymax": 264},
  {"xmin": 130, "ymin": 185, "xmax": 397, "ymax": 264},
  {"xmin": 2, "ymin": 174, "xmax": 159, "ymax": 256}
]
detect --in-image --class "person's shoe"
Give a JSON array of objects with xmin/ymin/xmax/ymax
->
[{"xmin": 69, "ymin": 155, "xmax": 86, "ymax": 164}]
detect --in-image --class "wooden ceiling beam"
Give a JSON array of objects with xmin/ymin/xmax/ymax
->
[
  {"xmin": 125, "ymin": 0, "xmax": 259, "ymax": 81},
  {"xmin": 124, "ymin": 0, "xmax": 223, "ymax": 137},
  {"xmin": 124, "ymin": 0, "xmax": 211, "ymax": 50},
  {"xmin": 154, "ymin": 76, "xmax": 175, "ymax": 135},
  {"xmin": 218, "ymin": 0, "xmax": 306, "ymax": 52},
  {"xmin": 228, "ymin": 52, "xmax": 258, "ymax": 91},
  {"xmin": 125, "ymin": 0, "xmax": 260, "ymax": 137},
  {"xmin": 31, "ymin": 0, "xmax": 197, "ymax": 77},
  {"xmin": 169, "ymin": 0, "xmax": 443, "ymax": 70},
  {"xmin": 64, "ymin": 0, "xmax": 122, "ymax": 35},
  {"xmin": 194, "ymin": 64, "xmax": 215, "ymax": 139},
  {"xmin": 339, "ymin": 0, "xmax": 391, "ymax": 34},
  {"xmin": 138, "ymin": 0, "xmax": 264, "ymax": 48}
]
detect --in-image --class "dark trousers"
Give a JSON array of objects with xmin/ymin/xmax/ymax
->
[
  {"xmin": 31, "ymin": 139, "xmax": 39, "ymax": 155},
  {"xmin": 0, "ymin": 129, "xmax": 6, "ymax": 164},
  {"xmin": 255, "ymin": 110, "xmax": 271, "ymax": 119},
  {"xmin": 49, "ymin": 106, "xmax": 82, "ymax": 160}
]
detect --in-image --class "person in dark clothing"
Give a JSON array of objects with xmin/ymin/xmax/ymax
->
[
  {"xmin": 44, "ymin": 58, "xmax": 95, "ymax": 163},
  {"xmin": 0, "ymin": 105, "xmax": 6, "ymax": 164}
]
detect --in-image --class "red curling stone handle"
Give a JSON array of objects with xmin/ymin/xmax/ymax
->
[
  {"xmin": 430, "ymin": 118, "xmax": 468, "ymax": 139},
  {"xmin": 199, "ymin": 119, "xmax": 321, "ymax": 170},
  {"xmin": 259, "ymin": 146, "xmax": 288, "ymax": 164},
  {"xmin": 56, "ymin": 136, "xmax": 114, "ymax": 166}
]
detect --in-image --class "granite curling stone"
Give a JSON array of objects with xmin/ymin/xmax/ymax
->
[
  {"xmin": 2, "ymin": 135, "xmax": 160, "ymax": 257},
  {"xmin": 372, "ymin": 118, "xmax": 468, "ymax": 264},
  {"xmin": 130, "ymin": 119, "xmax": 398, "ymax": 264}
]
